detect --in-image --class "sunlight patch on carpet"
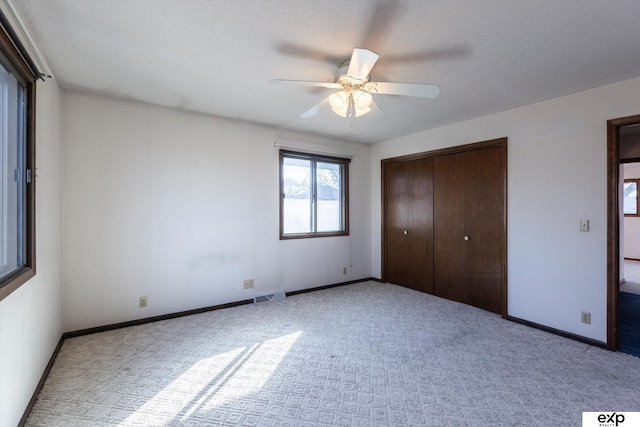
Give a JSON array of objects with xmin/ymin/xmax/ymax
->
[{"xmin": 118, "ymin": 331, "xmax": 302, "ymax": 426}]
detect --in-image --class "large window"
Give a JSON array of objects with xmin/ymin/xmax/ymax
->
[
  {"xmin": 0, "ymin": 15, "xmax": 37, "ymax": 301},
  {"xmin": 279, "ymin": 150, "xmax": 349, "ymax": 239}
]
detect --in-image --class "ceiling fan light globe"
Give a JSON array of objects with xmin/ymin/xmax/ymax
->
[
  {"xmin": 331, "ymin": 105, "xmax": 348, "ymax": 117},
  {"xmin": 355, "ymin": 107, "xmax": 371, "ymax": 117},
  {"xmin": 353, "ymin": 90, "xmax": 373, "ymax": 110},
  {"xmin": 329, "ymin": 91, "xmax": 348, "ymax": 110}
]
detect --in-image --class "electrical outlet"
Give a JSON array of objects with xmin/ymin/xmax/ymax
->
[
  {"xmin": 243, "ymin": 279, "xmax": 254, "ymax": 289},
  {"xmin": 581, "ymin": 311, "xmax": 591, "ymax": 324},
  {"xmin": 139, "ymin": 296, "xmax": 147, "ymax": 308},
  {"xmin": 343, "ymin": 267, "xmax": 347, "ymax": 275}
]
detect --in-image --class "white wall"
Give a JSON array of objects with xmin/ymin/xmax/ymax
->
[
  {"xmin": 623, "ymin": 163, "xmax": 640, "ymax": 260},
  {"xmin": 371, "ymin": 75, "xmax": 640, "ymax": 344},
  {"xmin": 0, "ymin": 77, "xmax": 63, "ymax": 426},
  {"xmin": 62, "ymin": 91, "xmax": 371, "ymax": 332}
]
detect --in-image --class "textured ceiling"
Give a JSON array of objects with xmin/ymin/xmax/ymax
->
[{"xmin": 14, "ymin": 0, "xmax": 640, "ymax": 144}]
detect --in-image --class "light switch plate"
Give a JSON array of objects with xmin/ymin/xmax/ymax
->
[{"xmin": 580, "ymin": 219, "xmax": 589, "ymax": 232}]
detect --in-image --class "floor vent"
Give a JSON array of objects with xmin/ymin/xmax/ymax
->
[{"xmin": 253, "ymin": 291, "xmax": 286, "ymax": 304}]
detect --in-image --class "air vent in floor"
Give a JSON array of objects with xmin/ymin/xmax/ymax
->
[{"xmin": 253, "ymin": 291, "xmax": 286, "ymax": 303}]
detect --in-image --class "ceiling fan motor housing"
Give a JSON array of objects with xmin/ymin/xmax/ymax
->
[{"xmin": 335, "ymin": 63, "xmax": 350, "ymax": 82}]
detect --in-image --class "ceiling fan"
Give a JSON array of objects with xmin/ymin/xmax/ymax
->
[{"xmin": 271, "ymin": 48, "xmax": 440, "ymax": 119}]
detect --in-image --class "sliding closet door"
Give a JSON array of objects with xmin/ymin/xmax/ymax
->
[
  {"xmin": 383, "ymin": 157, "xmax": 434, "ymax": 294},
  {"xmin": 433, "ymin": 146, "xmax": 505, "ymax": 314}
]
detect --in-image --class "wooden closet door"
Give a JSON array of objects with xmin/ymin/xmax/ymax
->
[
  {"xmin": 383, "ymin": 157, "xmax": 434, "ymax": 294},
  {"xmin": 434, "ymin": 146, "xmax": 505, "ymax": 314}
]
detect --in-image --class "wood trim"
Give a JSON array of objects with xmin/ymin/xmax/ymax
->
[
  {"xmin": 380, "ymin": 158, "xmax": 388, "ymax": 281},
  {"xmin": 607, "ymin": 114, "xmax": 640, "ymax": 351},
  {"xmin": 64, "ymin": 277, "xmax": 375, "ymax": 338},
  {"xmin": 502, "ymin": 140, "xmax": 509, "ymax": 319},
  {"xmin": 620, "ymin": 157, "xmax": 640, "ymax": 164},
  {"xmin": 18, "ymin": 336, "xmax": 65, "ymax": 427},
  {"xmin": 508, "ymin": 316, "xmax": 607, "ymax": 349},
  {"xmin": 607, "ymin": 119, "xmax": 619, "ymax": 351},
  {"xmin": 286, "ymin": 277, "xmax": 379, "ymax": 296},
  {"xmin": 63, "ymin": 299, "xmax": 254, "ymax": 339},
  {"xmin": 381, "ymin": 137, "xmax": 508, "ymax": 164},
  {"xmin": 381, "ymin": 137, "xmax": 508, "ymax": 318},
  {"xmin": 609, "ymin": 115, "xmax": 640, "ymax": 127}
]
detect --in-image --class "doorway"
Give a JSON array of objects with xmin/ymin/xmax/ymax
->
[{"xmin": 606, "ymin": 114, "xmax": 640, "ymax": 354}]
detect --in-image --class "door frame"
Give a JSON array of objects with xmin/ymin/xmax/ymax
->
[
  {"xmin": 381, "ymin": 137, "xmax": 508, "ymax": 318},
  {"xmin": 606, "ymin": 114, "xmax": 640, "ymax": 351}
]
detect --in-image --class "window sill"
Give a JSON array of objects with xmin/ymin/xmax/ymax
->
[
  {"xmin": 280, "ymin": 231, "xmax": 349, "ymax": 240},
  {"xmin": 0, "ymin": 267, "xmax": 36, "ymax": 302}
]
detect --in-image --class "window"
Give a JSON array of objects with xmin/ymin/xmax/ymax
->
[
  {"xmin": 624, "ymin": 179, "xmax": 639, "ymax": 216},
  {"xmin": 279, "ymin": 150, "xmax": 349, "ymax": 239},
  {"xmin": 0, "ymin": 15, "xmax": 37, "ymax": 301}
]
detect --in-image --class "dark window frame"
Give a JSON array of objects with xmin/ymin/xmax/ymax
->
[
  {"xmin": 279, "ymin": 150, "xmax": 350, "ymax": 239},
  {"xmin": 0, "ymin": 14, "xmax": 37, "ymax": 302}
]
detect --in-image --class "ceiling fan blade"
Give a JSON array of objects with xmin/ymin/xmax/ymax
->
[
  {"xmin": 365, "ymin": 82, "xmax": 440, "ymax": 98},
  {"xmin": 369, "ymin": 100, "xmax": 388, "ymax": 120},
  {"xmin": 347, "ymin": 48, "xmax": 379, "ymax": 82},
  {"xmin": 300, "ymin": 96, "xmax": 330, "ymax": 119},
  {"xmin": 270, "ymin": 79, "xmax": 342, "ymax": 89}
]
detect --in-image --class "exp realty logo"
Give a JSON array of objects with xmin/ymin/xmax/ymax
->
[{"xmin": 583, "ymin": 412, "xmax": 640, "ymax": 427}]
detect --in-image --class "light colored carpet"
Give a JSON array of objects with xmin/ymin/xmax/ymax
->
[{"xmin": 26, "ymin": 282, "xmax": 640, "ymax": 426}]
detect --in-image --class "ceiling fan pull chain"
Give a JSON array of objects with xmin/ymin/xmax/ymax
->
[
  {"xmin": 348, "ymin": 92, "xmax": 354, "ymax": 118},
  {"xmin": 349, "ymin": 93, "xmax": 354, "ymax": 132}
]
